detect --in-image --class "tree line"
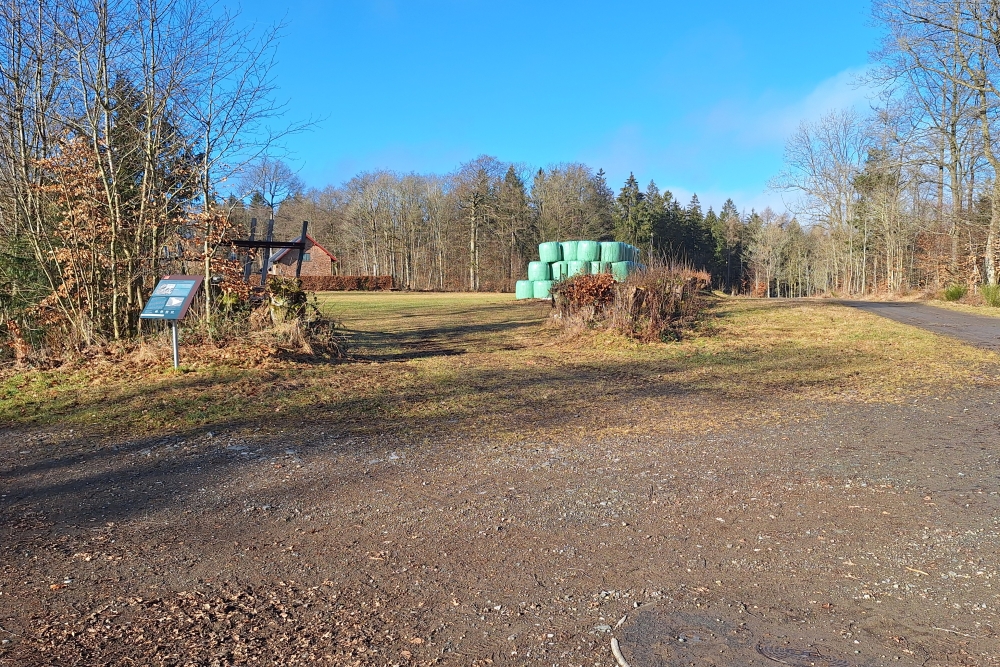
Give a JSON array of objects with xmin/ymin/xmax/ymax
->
[
  {"xmin": 264, "ymin": 1, "xmax": 1000, "ymax": 301},
  {"xmin": 253, "ymin": 157, "xmax": 759, "ymax": 294},
  {"xmin": 760, "ymin": 0, "xmax": 1000, "ymax": 296}
]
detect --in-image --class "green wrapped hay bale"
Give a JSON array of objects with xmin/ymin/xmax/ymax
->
[
  {"xmin": 527, "ymin": 261, "xmax": 551, "ymax": 281},
  {"xmin": 551, "ymin": 261, "xmax": 567, "ymax": 280},
  {"xmin": 567, "ymin": 260, "xmax": 590, "ymax": 277},
  {"xmin": 590, "ymin": 261, "xmax": 610, "ymax": 274},
  {"xmin": 533, "ymin": 280, "xmax": 554, "ymax": 299},
  {"xmin": 515, "ymin": 280, "xmax": 534, "ymax": 299},
  {"xmin": 560, "ymin": 240, "xmax": 579, "ymax": 262},
  {"xmin": 538, "ymin": 241, "xmax": 562, "ymax": 263},
  {"xmin": 577, "ymin": 240, "xmax": 600, "ymax": 262},
  {"xmin": 611, "ymin": 261, "xmax": 632, "ymax": 281},
  {"xmin": 600, "ymin": 241, "xmax": 625, "ymax": 263}
]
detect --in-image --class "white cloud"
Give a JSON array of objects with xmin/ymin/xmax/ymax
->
[{"xmin": 700, "ymin": 65, "xmax": 876, "ymax": 146}]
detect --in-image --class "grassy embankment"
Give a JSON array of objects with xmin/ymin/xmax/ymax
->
[{"xmin": 1, "ymin": 293, "xmax": 996, "ymax": 441}]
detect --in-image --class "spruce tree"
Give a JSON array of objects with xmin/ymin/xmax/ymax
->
[{"xmin": 614, "ymin": 173, "xmax": 646, "ymax": 245}]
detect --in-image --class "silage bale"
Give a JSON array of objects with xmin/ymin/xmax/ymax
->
[
  {"xmin": 560, "ymin": 240, "xmax": 579, "ymax": 262},
  {"xmin": 577, "ymin": 240, "xmax": 600, "ymax": 262},
  {"xmin": 527, "ymin": 261, "xmax": 551, "ymax": 281},
  {"xmin": 600, "ymin": 241, "xmax": 625, "ymax": 263},
  {"xmin": 515, "ymin": 280, "xmax": 534, "ymax": 299},
  {"xmin": 538, "ymin": 242, "xmax": 562, "ymax": 263},
  {"xmin": 567, "ymin": 260, "xmax": 590, "ymax": 277},
  {"xmin": 551, "ymin": 261, "xmax": 567, "ymax": 280},
  {"xmin": 611, "ymin": 261, "xmax": 631, "ymax": 281},
  {"xmin": 533, "ymin": 280, "xmax": 554, "ymax": 299},
  {"xmin": 590, "ymin": 261, "xmax": 610, "ymax": 274}
]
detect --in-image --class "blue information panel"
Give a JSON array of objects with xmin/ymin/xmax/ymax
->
[{"xmin": 139, "ymin": 275, "xmax": 203, "ymax": 320}]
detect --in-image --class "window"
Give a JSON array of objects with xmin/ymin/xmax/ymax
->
[{"xmin": 302, "ymin": 253, "xmax": 311, "ymax": 261}]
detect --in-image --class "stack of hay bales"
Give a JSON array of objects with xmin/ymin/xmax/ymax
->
[{"xmin": 515, "ymin": 240, "xmax": 645, "ymax": 299}]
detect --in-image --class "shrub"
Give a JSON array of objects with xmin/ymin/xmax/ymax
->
[
  {"xmin": 943, "ymin": 284, "xmax": 967, "ymax": 301},
  {"xmin": 298, "ymin": 275, "xmax": 393, "ymax": 291},
  {"xmin": 610, "ymin": 264, "xmax": 712, "ymax": 341},
  {"xmin": 550, "ymin": 262, "xmax": 711, "ymax": 342},
  {"xmin": 267, "ymin": 275, "xmax": 308, "ymax": 322},
  {"xmin": 982, "ymin": 284, "xmax": 1000, "ymax": 307},
  {"xmin": 550, "ymin": 273, "xmax": 617, "ymax": 323}
]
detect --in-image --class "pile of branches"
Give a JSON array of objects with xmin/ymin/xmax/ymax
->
[
  {"xmin": 550, "ymin": 272, "xmax": 617, "ymax": 322},
  {"xmin": 550, "ymin": 263, "xmax": 711, "ymax": 342},
  {"xmin": 255, "ymin": 276, "xmax": 348, "ymax": 359}
]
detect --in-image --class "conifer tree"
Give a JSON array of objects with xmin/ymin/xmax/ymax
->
[{"xmin": 614, "ymin": 173, "xmax": 650, "ymax": 246}]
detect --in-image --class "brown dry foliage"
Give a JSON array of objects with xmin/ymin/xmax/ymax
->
[
  {"xmin": 611, "ymin": 265, "xmax": 711, "ymax": 341},
  {"xmin": 551, "ymin": 264, "xmax": 711, "ymax": 341},
  {"xmin": 550, "ymin": 273, "xmax": 617, "ymax": 321}
]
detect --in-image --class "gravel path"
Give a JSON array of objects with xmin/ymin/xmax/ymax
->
[{"xmin": 3, "ymin": 389, "xmax": 999, "ymax": 666}]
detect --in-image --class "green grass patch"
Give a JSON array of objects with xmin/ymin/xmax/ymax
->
[{"xmin": 982, "ymin": 284, "xmax": 1000, "ymax": 307}]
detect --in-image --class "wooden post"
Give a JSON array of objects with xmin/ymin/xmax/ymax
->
[
  {"xmin": 295, "ymin": 220, "xmax": 309, "ymax": 278},
  {"xmin": 243, "ymin": 217, "xmax": 257, "ymax": 282},
  {"xmin": 260, "ymin": 217, "xmax": 275, "ymax": 286}
]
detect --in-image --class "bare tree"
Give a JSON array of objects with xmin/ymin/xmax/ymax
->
[
  {"xmin": 770, "ymin": 109, "xmax": 874, "ymax": 292},
  {"xmin": 874, "ymin": 0, "xmax": 1000, "ymax": 283},
  {"xmin": 0, "ymin": 0, "xmax": 306, "ymax": 345},
  {"xmin": 872, "ymin": 0, "xmax": 981, "ymax": 278},
  {"xmin": 454, "ymin": 156, "xmax": 504, "ymax": 291}
]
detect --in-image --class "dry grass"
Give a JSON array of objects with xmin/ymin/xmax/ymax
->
[
  {"xmin": 924, "ymin": 298, "xmax": 1000, "ymax": 317},
  {"xmin": 2, "ymin": 294, "xmax": 997, "ymax": 443}
]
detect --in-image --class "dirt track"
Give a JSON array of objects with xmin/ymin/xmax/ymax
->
[{"xmin": 2, "ymin": 300, "xmax": 999, "ymax": 666}]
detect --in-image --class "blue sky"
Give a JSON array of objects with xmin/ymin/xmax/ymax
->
[{"xmin": 237, "ymin": 0, "xmax": 882, "ymax": 214}]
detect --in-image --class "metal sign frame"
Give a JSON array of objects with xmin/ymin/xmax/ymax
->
[{"xmin": 139, "ymin": 275, "xmax": 204, "ymax": 368}]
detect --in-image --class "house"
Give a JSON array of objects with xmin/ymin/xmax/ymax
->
[{"xmin": 267, "ymin": 234, "xmax": 337, "ymax": 277}]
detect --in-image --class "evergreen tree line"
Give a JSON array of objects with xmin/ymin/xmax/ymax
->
[{"xmin": 251, "ymin": 156, "xmax": 759, "ymax": 293}]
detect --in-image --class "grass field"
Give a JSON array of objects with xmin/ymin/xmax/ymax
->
[{"xmin": 2, "ymin": 293, "xmax": 996, "ymax": 441}]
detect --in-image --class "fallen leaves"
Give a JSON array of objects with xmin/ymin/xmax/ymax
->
[{"xmin": 7, "ymin": 583, "xmax": 405, "ymax": 665}]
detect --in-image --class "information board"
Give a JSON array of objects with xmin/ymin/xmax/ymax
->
[{"xmin": 139, "ymin": 275, "xmax": 203, "ymax": 320}]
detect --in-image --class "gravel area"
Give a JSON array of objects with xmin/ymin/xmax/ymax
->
[{"xmin": 2, "ymin": 387, "xmax": 998, "ymax": 665}]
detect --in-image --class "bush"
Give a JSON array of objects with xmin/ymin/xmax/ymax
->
[
  {"xmin": 298, "ymin": 275, "xmax": 393, "ymax": 291},
  {"xmin": 550, "ymin": 273, "xmax": 617, "ymax": 323},
  {"xmin": 982, "ymin": 284, "xmax": 1000, "ymax": 307},
  {"xmin": 943, "ymin": 284, "xmax": 967, "ymax": 301},
  {"xmin": 550, "ymin": 262, "xmax": 711, "ymax": 342},
  {"xmin": 267, "ymin": 275, "xmax": 308, "ymax": 322}
]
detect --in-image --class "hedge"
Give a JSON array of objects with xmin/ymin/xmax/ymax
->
[{"xmin": 298, "ymin": 275, "xmax": 393, "ymax": 291}]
